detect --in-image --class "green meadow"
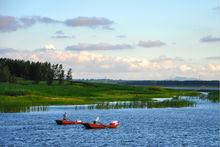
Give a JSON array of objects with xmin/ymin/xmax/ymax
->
[
  {"xmin": 1, "ymin": 79, "xmax": 218, "ymax": 112},
  {"xmin": 206, "ymin": 91, "xmax": 220, "ymax": 102}
]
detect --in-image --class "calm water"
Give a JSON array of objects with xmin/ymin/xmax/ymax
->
[{"xmin": 0, "ymin": 97, "xmax": 220, "ymax": 146}]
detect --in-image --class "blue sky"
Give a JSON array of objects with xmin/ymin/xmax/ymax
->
[{"xmin": 0, "ymin": 0, "xmax": 220, "ymax": 80}]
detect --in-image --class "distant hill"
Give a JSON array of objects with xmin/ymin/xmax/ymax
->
[
  {"xmin": 79, "ymin": 79, "xmax": 219, "ymax": 88},
  {"xmin": 168, "ymin": 76, "xmax": 199, "ymax": 81},
  {"xmin": 120, "ymin": 80, "xmax": 219, "ymax": 87}
]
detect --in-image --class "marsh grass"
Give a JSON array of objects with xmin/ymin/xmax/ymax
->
[
  {"xmin": 207, "ymin": 91, "xmax": 220, "ymax": 102},
  {"xmin": 147, "ymin": 99, "xmax": 194, "ymax": 108},
  {"xmin": 0, "ymin": 80, "xmax": 200, "ymax": 112},
  {"xmin": 93, "ymin": 99, "xmax": 195, "ymax": 109}
]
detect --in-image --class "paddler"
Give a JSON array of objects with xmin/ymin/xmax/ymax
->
[{"xmin": 63, "ymin": 112, "xmax": 68, "ymax": 120}]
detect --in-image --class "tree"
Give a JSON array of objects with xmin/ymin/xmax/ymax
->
[
  {"xmin": 53, "ymin": 64, "xmax": 59, "ymax": 79},
  {"xmin": 46, "ymin": 64, "xmax": 54, "ymax": 85},
  {"xmin": 66, "ymin": 68, "xmax": 72, "ymax": 83},
  {"xmin": 0, "ymin": 58, "xmax": 73, "ymax": 85},
  {"xmin": 0, "ymin": 66, "xmax": 11, "ymax": 82},
  {"xmin": 58, "ymin": 70, "xmax": 64, "ymax": 85},
  {"xmin": 9, "ymin": 75, "xmax": 17, "ymax": 83},
  {"xmin": 58, "ymin": 64, "xmax": 64, "ymax": 85},
  {"xmin": 30, "ymin": 62, "xmax": 41, "ymax": 84}
]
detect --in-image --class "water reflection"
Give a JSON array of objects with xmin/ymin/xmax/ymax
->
[
  {"xmin": 52, "ymin": 99, "xmax": 194, "ymax": 111},
  {"xmin": 95, "ymin": 101, "xmax": 148, "ymax": 109},
  {"xmin": 0, "ymin": 98, "xmax": 195, "ymax": 113},
  {"xmin": 0, "ymin": 105, "xmax": 48, "ymax": 113},
  {"xmin": 51, "ymin": 101, "xmax": 153, "ymax": 110}
]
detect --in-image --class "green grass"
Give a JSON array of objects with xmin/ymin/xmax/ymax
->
[
  {"xmin": 0, "ymin": 80, "xmax": 200, "ymax": 112},
  {"xmin": 207, "ymin": 91, "xmax": 220, "ymax": 102},
  {"xmin": 91, "ymin": 99, "xmax": 195, "ymax": 109},
  {"xmin": 147, "ymin": 99, "xmax": 194, "ymax": 108}
]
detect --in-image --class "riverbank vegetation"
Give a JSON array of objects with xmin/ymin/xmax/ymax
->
[
  {"xmin": 0, "ymin": 80, "xmax": 200, "ymax": 112},
  {"xmin": 207, "ymin": 91, "xmax": 220, "ymax": 102}
]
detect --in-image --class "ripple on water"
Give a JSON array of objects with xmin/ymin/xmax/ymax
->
[{"xmin": 0, "ymin": 99, "xmax": 220, "ymax": 146}]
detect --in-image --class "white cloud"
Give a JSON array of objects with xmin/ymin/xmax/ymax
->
[
  {"xmin": 179, "ymin": 64, "xmax": 192, "ymax": 72},
  {"xmin": 208, "ymin": 64, "xmax": 220, "ymax": 71},
  {"xmin": 0, "ymin": 48, "xmax": 219, "ymax": 80},
  {"xmin": 44, "ymin": 44, "xmax": 56, "ymax": 50}
]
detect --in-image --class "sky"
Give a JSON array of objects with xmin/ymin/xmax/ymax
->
[{"xmin": 0, "ymin": 0, "xmax": 220, "ymax": 80}]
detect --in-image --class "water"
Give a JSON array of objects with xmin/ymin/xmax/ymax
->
[
  {"xmin": 0, "ymin": 97, "xmax": 194, "ymax": 113},
  {"xmin": 0, "ymin": 98, "xmax": 220, "ymax": 146}
]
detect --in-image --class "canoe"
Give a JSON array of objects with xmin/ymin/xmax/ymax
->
[
  {"xmin": 83, "ymin": 121, "xmax": 119, "ymax": 129},
  {"xmin": 55, "ymin": 119, "xmax": 83, "ymax": 125}
]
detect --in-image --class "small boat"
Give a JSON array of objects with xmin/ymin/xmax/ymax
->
[
  {"xmin": 83, "ymin": 121, "xmax": 119, "ymax": 129},
  {"xmin": 55, "ymin": 119, "xmax": 83, "ymax": 125}
]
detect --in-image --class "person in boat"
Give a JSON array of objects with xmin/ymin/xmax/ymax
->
[
  {"xmin": 63, "ymin": 112, "xmax": 68, "ymax": 120},
  {"xmin": 93, "ymin": 117, "xmax": 99, "ymax": 124}
]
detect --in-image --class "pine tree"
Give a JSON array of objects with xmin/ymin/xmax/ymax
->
[
  {"xmin": 66, "ymin": 68, "xmax": 72, "ymax": 83},
  {"xmin": 0, "ymin": 66, "xmax": 11, "ymax": 82},
  {"xmin": 58, "ymin": 64, "xmax": 64, "ymax": 85},
  {"xmin": 46, "ymin": 64, "xmax": 54, "ymax": 85}
]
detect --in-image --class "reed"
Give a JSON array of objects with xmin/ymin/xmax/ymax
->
[{"xmin": 0, "ymin": 80, "xmax": 200, "ymax": 112}]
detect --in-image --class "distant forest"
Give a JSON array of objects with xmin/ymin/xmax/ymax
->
[
  {"xmin": 121, "ymin": 80, "xmax": 219, "ymax": 87},
  {"xmin": 0, "ymin": 58, "xmax": 72, "ymax": 85}
]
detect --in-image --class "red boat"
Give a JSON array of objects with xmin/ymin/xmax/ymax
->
[
  {"xmin": 83, "ymin": 121, "xmax": 119, "ymax": 129},
  {"xmin": 55, "ymin": 119, "xmax": 83, "ymax": 125}
]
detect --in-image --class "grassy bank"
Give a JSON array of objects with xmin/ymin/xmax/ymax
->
[
  {"xmin": 207, "ymin": 91, "xmax": 220, "ymax": 102},
  {"xmin": 0, "ymin": 80, "xmax": 200, "ymax": 112}
]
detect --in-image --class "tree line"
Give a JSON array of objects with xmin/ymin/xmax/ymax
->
[
  {"xmin": 122, "ymin": 80, "xmax": 219, "ymax": 87},
  {"xmin": 0, "ymin": 58, "xmax": 72, "ymax": 85}
]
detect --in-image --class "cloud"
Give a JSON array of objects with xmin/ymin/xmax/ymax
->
[
  {"xmin": 0, "ymin": 48, "xmax": 219, "ymax": 80},
  {"xmin": 0, "ymin": 47, "xmax": 17, "ymax": 53},
  {"xmin": 205, "ymin": 56, "xmax": 220, "ymax": 60},
  {"xmin": 102, "ymin": 25, "xmax": 114, "ymax": 30},
  {"xmin": 200, "ymin": 35, "xmax": 220, "ymax": 42},
  {"xmin": 65, "ymin": 43, "xmax": 134, "ymax": 51},
  {"xmin": 0, "ymin": 16, "xmax": 20, "ymax": 32},
  {"xmin": 116, "ymin": 35, "xmax": 127, "ymax": 38},
  {"xmin": 54, "ymin": 30, "xmax": 65, "ymax": 34},
  {"xmin": 51, "ymin": 35, "xmax": 75, "ymax": 39},
  {"xmin": 34, "ymin": 16, "xmax": 60, "ymax": 23},
  {"xmin": 64, "ymin": 17, "xmax": 114, "ymax": 29},
  {"xmin": 52, "ymin": 30, "xmax": 74, "ymax": 39},
  {"xmin": 44, "ymin": 44, "xmax": 56, "ymax": 50},
  {"xmin": 179, "ymin": 64, "xmax": 192, "ymax": 72},
  {"xmin": 138, "ymin": 40, "xmax": 166, "ymax": 48},
  {"xmin": 208, "ymin": 64, "xmax": 220, "ymax": 71},
  {"xmin": 0, "ymin": 15, "xmax": 114, "ymax": 32},
  {"xmin": 213, "ymin": 6, "xmax": 220, "ymax": 11},
  {"xmin": 150, "ymin": 56, "xmax": 184, "ymax": 62},
  {"xmin": 0, "ymin": 15, "xmax": 60, "ymax": 32}
]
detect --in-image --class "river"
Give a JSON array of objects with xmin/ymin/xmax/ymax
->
[{"xmin": 0, "ymin": 96, "xmax": 220, "ymax": 146}]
